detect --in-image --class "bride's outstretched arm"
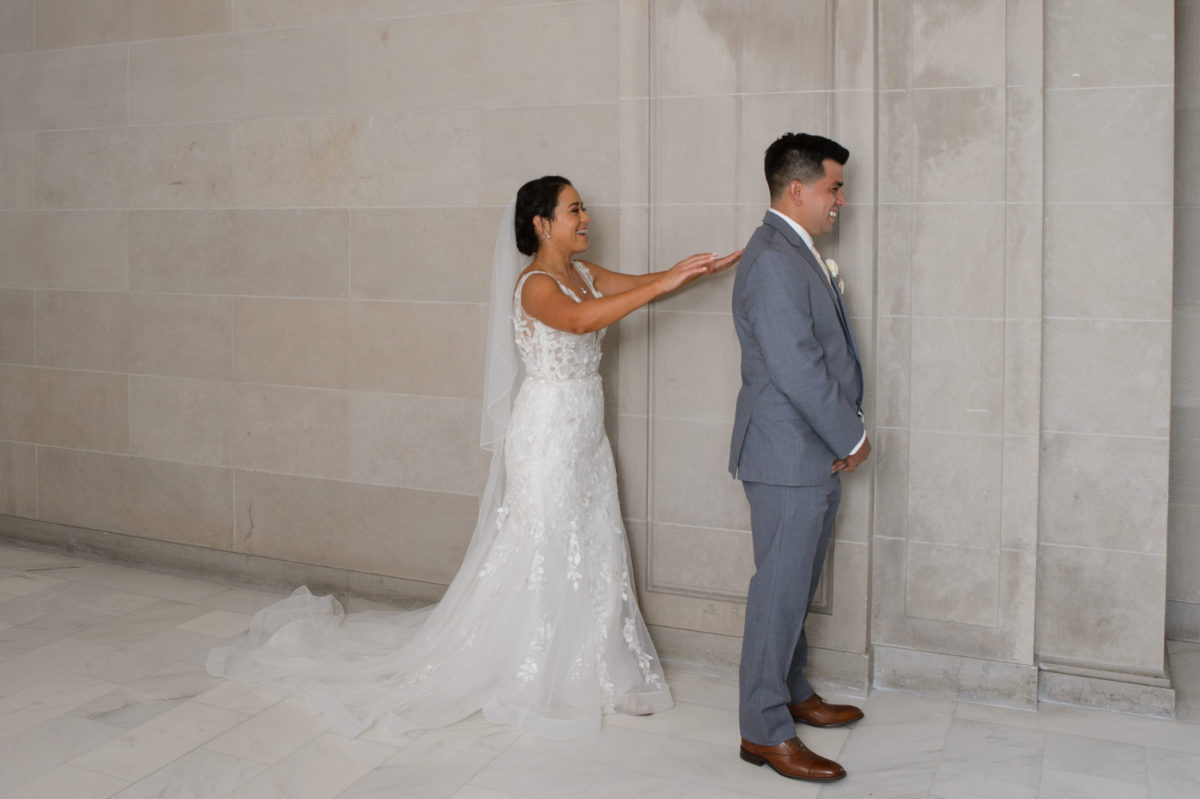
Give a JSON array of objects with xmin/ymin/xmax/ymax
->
[
  {"xmin": 521, "ymin": 251, "xmax": 739, "ymax": 334},
  {"xmin": 584, "ymin": 251, "xmax": 741, "ymax": 296}
]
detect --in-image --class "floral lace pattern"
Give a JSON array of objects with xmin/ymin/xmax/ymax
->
[
  {"xmin": 512, "ymin": 263, "xmax": 605, "ymax": 382},
  {"xmin": 207, "ymin": 260, "xmax": 671, "ymax": 741}
]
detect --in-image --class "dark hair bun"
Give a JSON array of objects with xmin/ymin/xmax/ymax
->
[{"xmin": 514, "ymin": 176, "xmax": 572, "ymax": 255}]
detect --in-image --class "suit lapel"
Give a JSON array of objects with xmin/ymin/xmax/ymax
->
[
  {"xmin": 763, "ymin": 213, "xmax": 858, "ymax": 360},
  {"xmin": 828, "ymin": 278, "xmax": 860, "ymax": 362},
  {"xmin": 763, "ymin": 214, "xmax": 831, "ymax": 293}
]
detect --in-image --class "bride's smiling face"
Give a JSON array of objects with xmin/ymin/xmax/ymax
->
[{"xmin": 539, "ymin": 185, "xmax": 590, "ymax": 255}]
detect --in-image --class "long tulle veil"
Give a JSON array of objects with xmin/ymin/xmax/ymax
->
[
  {"xmin": 408, "ymin": 195, "xmax": 531, "ymax": 653},
  {"xmin": 460, "ymin": 197, "xmax": 528, "ymax": 571},
  {"xmin": 207, "ymin": 200, "xmax": 536, "ymax": 737},
  {"xmin": 480, "ymin": 197, "xmax": 526, "ymax": 453}
]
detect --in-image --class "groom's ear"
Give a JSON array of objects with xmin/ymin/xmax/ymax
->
[{"xmin": 788, "ymin": 179, "xmax": 807, "ymax": 206}]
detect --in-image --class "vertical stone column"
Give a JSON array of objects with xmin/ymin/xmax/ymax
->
[
  {"xmin": 1168, "ymin": 0, "xmax": 1200, "ymax": 642},
  {"xmin": 871, "ymin": 0, "xmax": 1044, "ymax": 707},
  {"xmin": 1036, "ymin": 0, "xmax": 1176, "ymax": 715}
]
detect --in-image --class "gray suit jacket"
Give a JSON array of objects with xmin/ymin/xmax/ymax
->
[{"xmin": 729, "ymin": 212, "xmax": 864, "ymax": 486}]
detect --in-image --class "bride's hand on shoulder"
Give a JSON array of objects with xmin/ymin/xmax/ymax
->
[
  {"xmin": 655, "ymin": 253, "xmax": 719, "ymax": 293},
  {"xmin": 706, "ymin": 249, "xmax": 742, "ymax": 275},
  {"xmin": 657, "ymin": 249, "xmax": 743, "ymax": 292},
  {"xmin": 657, "ymin": 250, "xmax": 740, "ymax": 293}
]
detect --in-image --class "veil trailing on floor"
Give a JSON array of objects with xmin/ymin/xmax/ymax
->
[{"xmin": 206, "ymin": 202, "xmax": 536, "ymax": 737}]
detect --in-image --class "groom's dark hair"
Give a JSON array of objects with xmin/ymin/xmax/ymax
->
[
  {"xmin": 515, "ymin": 175, "xmax": 573, "ymax": 256},
  {"xmin": 764, "ymin": 133, "xmax": 849, "ymax": 200}
]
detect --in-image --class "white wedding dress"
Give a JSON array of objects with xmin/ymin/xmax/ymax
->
[{"xmin": 207, "ymin": 262, "xmax": 672, "ymax": 741}]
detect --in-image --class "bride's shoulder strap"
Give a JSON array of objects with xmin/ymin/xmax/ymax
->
[
  {"xmin": 514, "ymin": 269, "xmax": 558, "ymax": 296},
  {"xmin": 513, "ymin": 270, "xmax": 565, "ymax": 315}
]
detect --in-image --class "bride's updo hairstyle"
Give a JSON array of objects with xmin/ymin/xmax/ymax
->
[{"xmin": 514, "ymin": 175, "xmax": 572, "ymax": 256}]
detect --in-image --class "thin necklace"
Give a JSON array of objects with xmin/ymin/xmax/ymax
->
[{"xmin": 531, "ymin": 259, "xmax": 590, "ymax": 297}]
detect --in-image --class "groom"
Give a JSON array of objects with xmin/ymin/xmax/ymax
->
[{"xmin": 728, "ymin": 133, "xmax": 869, "ymax": 782}]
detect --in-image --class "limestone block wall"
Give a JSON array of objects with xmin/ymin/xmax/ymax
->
[
  {"xmin": 1170, "ymin": 0, "xmax": 1200, "ymax": 642},
  {"xmin": 0, "ymin": 0, "xmax": 1188, "ymax": 716},
  {"xmin": 0, "ymin": 0, "xmax": 629, "ymax": 598}
]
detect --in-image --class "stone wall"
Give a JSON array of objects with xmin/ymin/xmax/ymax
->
[
  {"xmin": 1170, "ymin": 0, "xmax": 1200, "ymax": 643},
  {"xmin": 0, "ymin": 0, "xmax": 1188, "ymax": 715}
]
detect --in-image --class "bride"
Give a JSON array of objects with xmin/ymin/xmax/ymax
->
[{"xmin": 207, "ymin": 176, "xmax": 740, "ymax": 741}]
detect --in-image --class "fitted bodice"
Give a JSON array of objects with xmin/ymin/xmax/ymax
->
[{"xmin": 513, "ymin": 262, "xmax": 605, "ymax": 382}]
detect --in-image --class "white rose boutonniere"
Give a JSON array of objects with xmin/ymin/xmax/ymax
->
[{"xmin": 825, "ymin": 258, "xmax": 845, "ymax": 294}]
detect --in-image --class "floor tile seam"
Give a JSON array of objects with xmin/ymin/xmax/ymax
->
[
  {"xmin": 929, "ymin": 761, "xmax": 1046, "ymax": 795},
  {"xmin": 197, "ymin": 588, "xmax": 291, "ymax": 614},
  {"xmin": 200, "ymin": 737, "xmax": 309, "ymax": 770},
  {"xmin": 960, "ymin": 696, "xmax": 1200, "ymax": 733},
  {"xmin": 202, "ymin": 711, "xmax": 334, "ymax": 768},
  {"xmin": 132, "ymin": 751, "xmax": 269, "ymax": 799},
  {"xmin": 0, "ymin": 580, "xmax": 110, "ymax": 608},
  {"xmin": 0, "ymin": 772, "xmax": 86, "ymax": 799},
  {"xmin": 115, "ymin": 746, "xmax": 261, "ymax": 799},
  {"xmin": 1043, "ymin": 734, "xmax": 1153, "ymax": 787},
  {"xmin": 938, "ymin": 710, "xmax": 1050, "ymax": 777},
  {"xmin": 0, "ymin": 680, "xmax": 123, "ymax": 729},
  {"xmin": 934, "ymin": 700, "xmax": 990, "ymax": 794},
  {"xmin": 74, "ymin": 713, "xmax": 253, "ymax": 787},
  {"xmin": 3, "ymin": 766, "xmax": 133, "ymax": 799},
  {"xmin": 63, "ymin": 575, "xmax": 232, "ymax": 604},
  {"xmin": 973, "ymin": 723, "xmax": 1200, "ymax": 762},
  {"xmin": 438, "ymin": 740, "xmax": 527, "ymax": 799},
  {"xmin": 594, "ymin": 757, "xmax": 797, "ymax": 799},
  {"xmin": 513, "ymin": 728, "xmax": 769, "ymax": 794},
  {"xmin": 75, "ymin": 610, "xmax": 224, "ymax": 644},
  {"xmin": 0, "ymin": 635, "xmax": 118, "ymax": 672},
  {"xmin": 1038, "ymin": 723, "xmax": 1200, "ymax": 759},
  {"xmin": 190, "ymin": 681, "xmax": 284, "ymax": 714},
  {"xmin": 260, "ymin": 732, "xmax": 408, "ymax": 798},
  {"xmin": 64, "ymin": 761, "xmax": 137, "ymax": 796},
  {"xmin": 1038, "ymin": 764, "xmax": 1154, "ymax": 796}
]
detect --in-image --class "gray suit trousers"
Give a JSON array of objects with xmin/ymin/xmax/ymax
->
[{"xmin": 738, "ymin": 475, "xmax": 841, "ymax": 745}]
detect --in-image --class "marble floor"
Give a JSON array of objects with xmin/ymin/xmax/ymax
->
[{"xmin": 1, "ymin": 543, "xmax": 1198, "ymax": 799}]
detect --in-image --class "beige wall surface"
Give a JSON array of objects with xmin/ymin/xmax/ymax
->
[
  {"xmin": 0, "ymin": 0, "xmax": 1189, "ymax": 715},
  {"xmin": 1170, "ymin": 0, "xmax": 1200, "ymax": 641},
  {"xmin": 638, "ymin": 0, "xmax": 876, "ymax": 689},
  {"xmin": 0, "ymin": 0, "xmax": 626, "ymax": 590},
  {"xmin": 1038, "ymin": 0, "xmax": 1175, "ymax": 701}
]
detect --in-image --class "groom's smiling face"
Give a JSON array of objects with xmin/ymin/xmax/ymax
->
[{"xmin": 795, "ymin": 160, "xmax": 845, "ymax": 237}]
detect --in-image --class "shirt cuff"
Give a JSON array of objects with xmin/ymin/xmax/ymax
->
[{"xmin": 848, "ymin": 428, "xmax": 866, "ymax": 456}]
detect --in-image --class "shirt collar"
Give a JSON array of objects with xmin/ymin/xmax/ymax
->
[{"xmin": 768, "ymin": 208, "xmax": 816, "ymax": 254}]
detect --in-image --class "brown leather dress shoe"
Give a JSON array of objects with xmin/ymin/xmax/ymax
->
[
  {"xmin": 739, "ymin": 737, "xmax": 846, "ymax": 782},
  {"xmin": 787, "ymin": 693, "xmax": 865, "ymax": 727}
]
